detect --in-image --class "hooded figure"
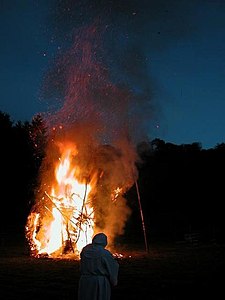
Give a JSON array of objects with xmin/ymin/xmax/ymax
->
[{"xmin": 78, "ymin": 233, "xmax": 119, "ymax": 300}]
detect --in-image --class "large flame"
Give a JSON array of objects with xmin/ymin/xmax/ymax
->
[
  {"xmin": 25, "ymin": 139, "xmax": 136, "ymax": 259},
  {"xmin": 26, "ymin": 146, "xmax": 95, "ymax": 258}
]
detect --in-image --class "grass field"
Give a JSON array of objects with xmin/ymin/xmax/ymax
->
[{"xmin": 0, "ymin": 239, "xmax": 224, "ymax": 300}]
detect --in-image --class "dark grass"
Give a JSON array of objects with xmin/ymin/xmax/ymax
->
[{"xmin": 0, "ymin": 238, "xmax": 225, "ymax": 300}]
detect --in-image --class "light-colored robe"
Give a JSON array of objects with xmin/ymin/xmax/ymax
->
[{"xmin": 78, "ymin": 233, "xmax": 119, "ymax": 300}]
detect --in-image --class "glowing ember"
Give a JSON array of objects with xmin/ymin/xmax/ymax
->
[{"xmin": 111, "ymin": 187, "xmax": 123, "ymax": 202}]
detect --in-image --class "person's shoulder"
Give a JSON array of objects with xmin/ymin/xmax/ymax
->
[
  {"xmin": 81, "ymin": 243, "xmax": 93, "ymax": 253},
  {"xmin": 83, "ymin": 243, "xmax": 92, "ymax": 249},
  {"xmin": 102, "ymin": 248, "xmax": 114, "ymax": 258}
]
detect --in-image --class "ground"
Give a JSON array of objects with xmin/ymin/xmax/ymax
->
[{"xmin": 0, "ymin": 238, "xmax": 224, "ymax": 300}]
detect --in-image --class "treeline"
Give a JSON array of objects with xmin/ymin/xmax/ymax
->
[
  {"xmin": 125, "ymin": 139, "xmax": 225, "ymax": 244},
  {"xmin": 0, "ymin": 110, "xmax": 225, "ymax": 244},
  {"xmin": 0, "ymin": 111, "xmax": 47, "ymax": 236}
]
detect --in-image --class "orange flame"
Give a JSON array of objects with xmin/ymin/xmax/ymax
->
[
  {"xmin": 26, "ymin": 147, "xmax": 94, "ymax": 258},
  {"xmin": 25, "ymin": 137, "xmax": 136, "ymax": 259}
]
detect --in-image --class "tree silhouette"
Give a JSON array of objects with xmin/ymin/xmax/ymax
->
[{"xmin": 0, "ymin": 111, "xmax": 48, "ymax": 238}]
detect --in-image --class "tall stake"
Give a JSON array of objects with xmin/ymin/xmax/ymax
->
[{"xmin": 135, "ymin": 180, "xmax": 149, "ymax": 253}]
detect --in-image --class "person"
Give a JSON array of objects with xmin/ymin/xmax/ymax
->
[{"xmin": 78, "ymin": 232, "xmax": 119, "ymax": 300}]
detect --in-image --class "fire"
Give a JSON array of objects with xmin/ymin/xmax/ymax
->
[
  {"xmin": 25, "ymin": 25, "xmax": 144, "ymax": 259},
  {"xmin": 26, "ymin": 147, "xmax": 94, "ymax": 258},
  {"xmin": 26, "ymin": 133, "xmax": 137, "ymax": 259}
]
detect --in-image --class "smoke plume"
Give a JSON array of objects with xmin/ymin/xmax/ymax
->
[{"xmin": 34, "ymin": 0, "xmax": 195, "ymax": 246}]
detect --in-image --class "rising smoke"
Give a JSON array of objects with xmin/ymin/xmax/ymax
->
[{"xmin": 34, "ymin": 0, "xmax": 195, "ymax": 245}]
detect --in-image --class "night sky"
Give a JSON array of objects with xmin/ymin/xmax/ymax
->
[{"xmin": 1, "ymin": 0, "xmax": 225, "ymax": 149}]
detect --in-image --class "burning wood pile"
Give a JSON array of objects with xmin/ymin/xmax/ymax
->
[{"xmin": 25, "ymin": 129, "xmax": 138, "ymax": 258}]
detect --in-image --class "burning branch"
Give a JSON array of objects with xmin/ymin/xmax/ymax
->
[
  {"xmin": 75, "ymin": 180, "xmax": 88, "ymax": 243},
  {"xmin": 44, "ymin": 191, "xmax": 77, "ymax": 226},
  {"xmin": 44, "ymin": 192, "xmax": 75, "ymax": 253}
]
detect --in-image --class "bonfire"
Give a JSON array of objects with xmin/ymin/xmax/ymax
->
[
  {"xmin": 25, "ymin": 25, "xmax": 147, "ymax": 258},
  {"xmin": 25, "ymin": 132, "xmax": 137, "ymax": 258}
]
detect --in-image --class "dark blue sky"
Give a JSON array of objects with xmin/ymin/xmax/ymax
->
[{"xmin": 1, "ymin": 0, "xmax": 225, "ymax": 149}]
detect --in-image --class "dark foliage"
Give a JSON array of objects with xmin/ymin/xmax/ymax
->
[
  {"xmin": 125, "ymin": 138, "xmax": 225, "ymax": 244},
  {"xmin": 0, "ymin": 111, "xmax": 47, "ymax": 236}
]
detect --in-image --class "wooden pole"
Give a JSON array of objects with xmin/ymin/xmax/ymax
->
[{"xmin": 135, "ymin": 180, "xmax": 149, "ymax": 253}]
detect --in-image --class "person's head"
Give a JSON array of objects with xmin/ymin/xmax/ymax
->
[{"xmin": 92, "ymin": 233, "xmax": 108, "ymax": 248}]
